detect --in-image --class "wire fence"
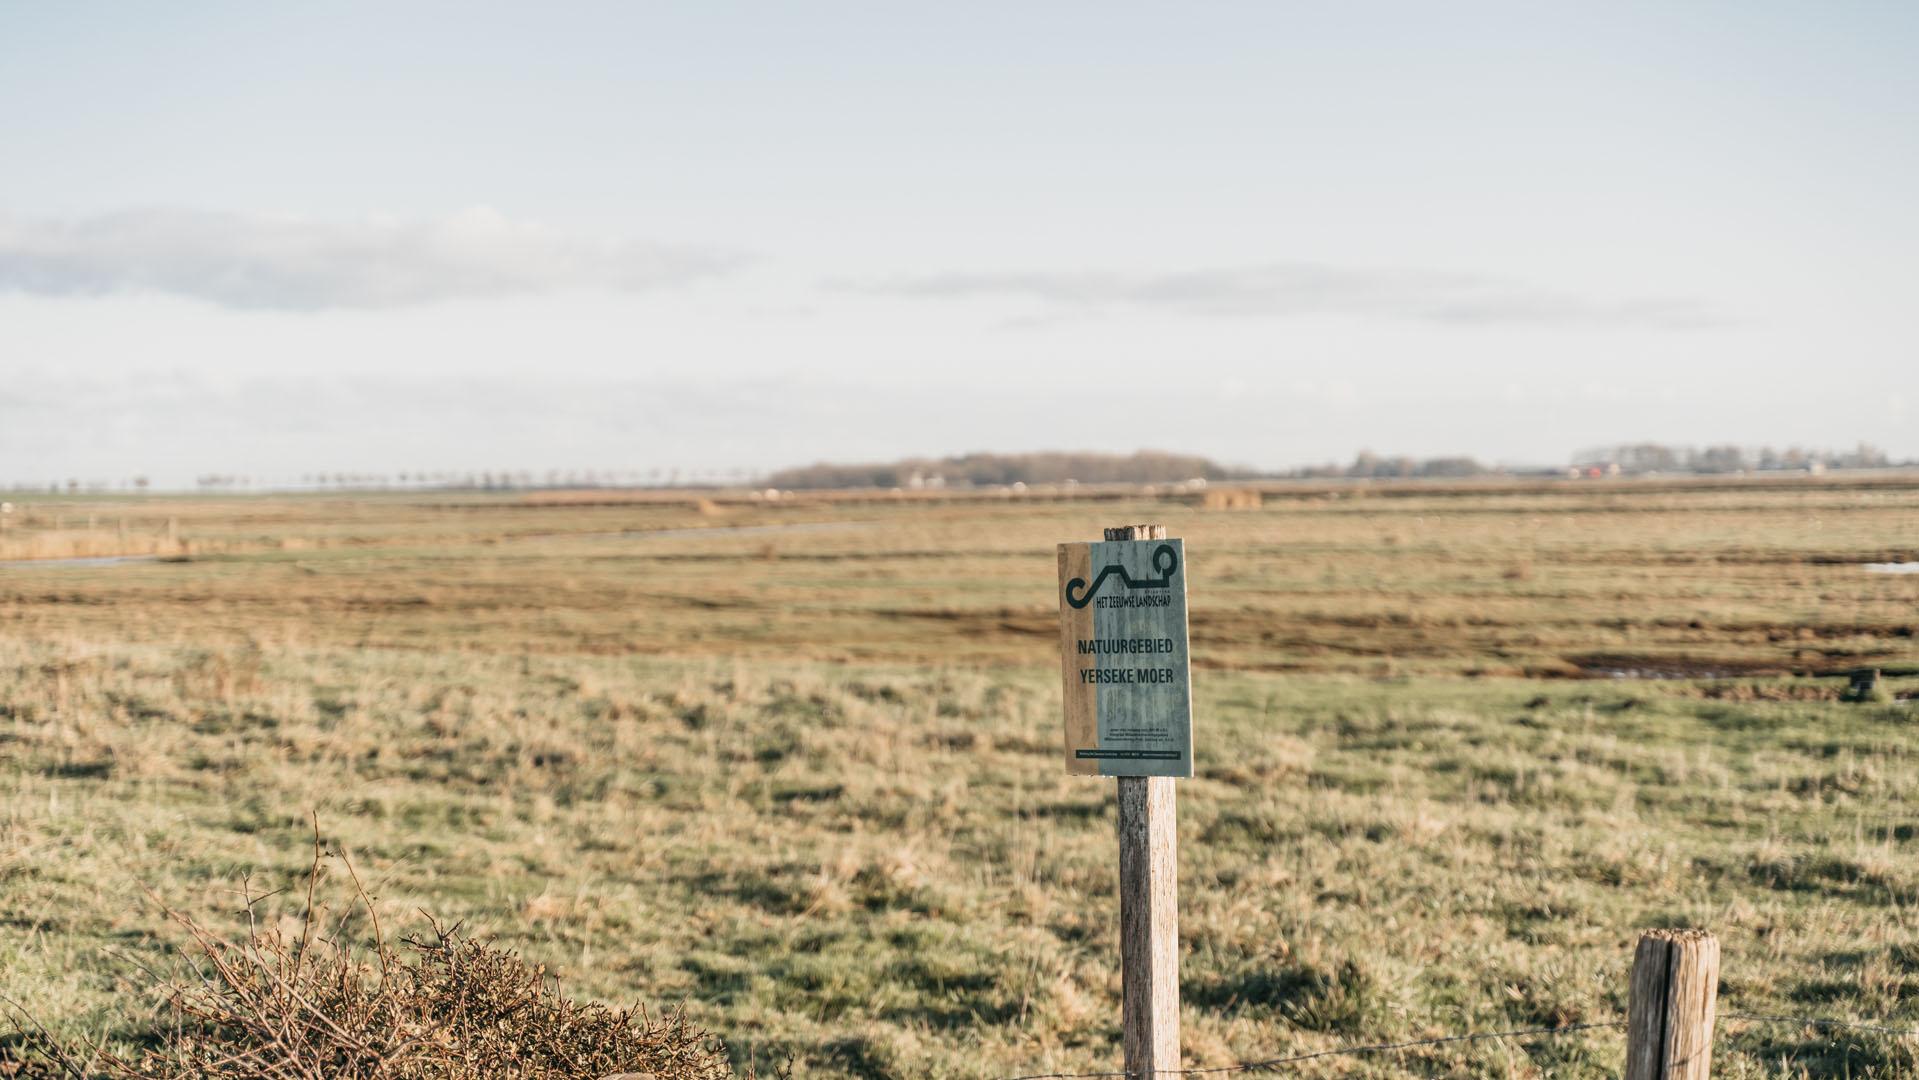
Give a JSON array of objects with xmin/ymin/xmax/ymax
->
[{"xmin": 996, "ymin": 1010, "xmax": 1917, "ymax": 1080}]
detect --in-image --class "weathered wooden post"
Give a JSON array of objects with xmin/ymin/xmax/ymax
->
[
  {"xmin": 1057, "ymin": 523, "xmax": 1192, "ymax": 1078},
  {"xmin": 1625, "ymin": 929, "xmax": 1720, "ymax": 1080},
  {"xmin": 1117, "ymin": 763, "xmax": 1178, "ymax": 1076}
]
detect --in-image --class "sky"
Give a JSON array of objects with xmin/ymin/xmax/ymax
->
[{"xmin": 1, "ymin": 2, "xmax": 1914, "ymax": 486}]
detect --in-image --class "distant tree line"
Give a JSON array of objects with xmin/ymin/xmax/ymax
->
[
  {"xmin": 1571, "ymin": 442, "xmax": 1902, "ymax": 475},
  {"xmin": 1278, "ymin": 442, "xmax": 1914, "ymax": 481},
  {"xmin": 3, "ymin": 477, "xmax": 153, "ymax": 495},
  {"xmin": 192, "ymin": 468, "xmax": 755, "ymax": 492},
  {"xmin": 765, "ymin": 451, "xmax": 1245, "ymax": 490},
  {"xmin": 1281, "ymin": 452, "xmax": 1495, "ymax": 480},
  {"xmin": 19, "ymin": 441, "xmax": 1911, "ymax": 497}
]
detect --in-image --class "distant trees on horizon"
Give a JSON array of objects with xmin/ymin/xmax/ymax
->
[
  {"xmin": 1283, "ymin": 452, "xmax": 1494, "ymax": 480},
  {"xmin": 9, "ymin": 442, "xmax": 1911, "ymax": 497},
  {"xmin": 1572, "ymin": 442, "xmax": 1896, "ymax": 475},
  {"xmin": 766, "ymin": 450, "xmax": 1243, "ymax": 490}
]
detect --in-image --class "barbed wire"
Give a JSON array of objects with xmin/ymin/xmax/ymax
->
[{"xmin": 996, "ymin": 1009, "xmax": 1919, "ymax": 1080}]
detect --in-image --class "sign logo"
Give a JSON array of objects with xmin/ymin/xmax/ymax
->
[{"xmin": 1064, "ymin": 542, "xmax": 1180, "ymax": 609}]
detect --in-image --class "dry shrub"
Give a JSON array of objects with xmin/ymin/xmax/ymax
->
[
  {"xmin": 16, "ymin": 836, "xmax": 738, "ymax": 1080},
  {"xmin": 111, "ymin": 925, "xmax": 731, "ymax": 1079}
]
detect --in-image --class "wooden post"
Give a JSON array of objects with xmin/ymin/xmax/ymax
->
[
  {"xmin": 1626, "ymin": 929, "xmax": 1719, "ymax": 1080},
  {"xmin": 1106, "ymin": 523, "xmax": 1179, "ymax": 1078}
]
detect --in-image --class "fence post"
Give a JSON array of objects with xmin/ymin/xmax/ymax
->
[
  {"xmin": 1626, "ymin": 929, "xmax": 1720, "ymax": 1080},
  {"xmin": 1106, "ymin": 523, "xmax": 1180, "ymax": 1079}
]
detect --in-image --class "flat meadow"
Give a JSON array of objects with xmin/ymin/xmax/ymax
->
[{"xmin": 2, "ymin": 476, "xmax": 1917, "ymax": 1077}]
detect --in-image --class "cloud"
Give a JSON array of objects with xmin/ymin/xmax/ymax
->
[
  {"xmin": 0, "ymin": 207, "xmax": 742, "ymax": 310},
  {"xmin": 853, "ymin": 262, "xmax": 1721, "ymax": 329}
]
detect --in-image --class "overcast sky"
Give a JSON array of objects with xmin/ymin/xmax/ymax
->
[{"xmin": 2, "ymin": 3, "xmax": 1914, "ymax": 485}]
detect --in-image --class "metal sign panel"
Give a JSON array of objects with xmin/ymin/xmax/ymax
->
[{"xmin": 1057, "ymin": 538, "xmax": 1193, "ymax": 777}]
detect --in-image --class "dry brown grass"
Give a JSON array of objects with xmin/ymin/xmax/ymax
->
[{"xmin": 5, "ymin": 479, "xmax": 1918, "ymax": 680}]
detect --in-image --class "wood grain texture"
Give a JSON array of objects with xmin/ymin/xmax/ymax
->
[
  {"xmin": 1661, "ymin": 931, "xmax": 1719, "ymax": 1079},
  {"xmin": 1118, "ymin": 775, "xmax": 1178, "ymax": 1078},
  {"xmin": 1625, "ymin": 929, "xmax": 1720, "ymax": 1080},
  {"xmin": 1625, "ymin": 934, "xmax": 1671, "ymax": 1080},
  {"xmin": 1108, "ymin": 523, "xmax": 1179, "ymax": 1079}
]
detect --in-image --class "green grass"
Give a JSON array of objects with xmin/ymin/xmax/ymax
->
[
  {"xmin": 5, "ymin": 643, "xmax": 1917, "ymax": 1076},
  {"xmin": 3, "ymin": 481, "xmax": 1918, "ymax": 1076}
]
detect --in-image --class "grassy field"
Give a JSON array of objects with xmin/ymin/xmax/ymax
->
[{"xmin": 3, "ymin": 477, "xmax": 1918, "ymax": 1077}]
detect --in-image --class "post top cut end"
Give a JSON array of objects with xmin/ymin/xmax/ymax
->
[{"xmin": 1640, "ymin": 928, "xmax": 1716, "ymax": 944}]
